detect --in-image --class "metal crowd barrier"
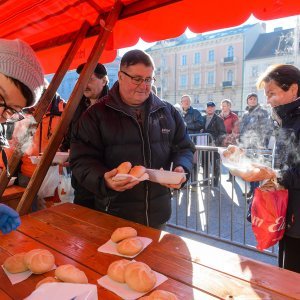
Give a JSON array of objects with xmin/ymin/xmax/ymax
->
[{"xmin": 168, "ymin": 133, "xmax": 277, "ymax": 257}]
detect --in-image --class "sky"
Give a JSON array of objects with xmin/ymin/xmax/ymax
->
[{"xmin": 118, "ymin": 15, "xmax": 299, "ymax": 56}]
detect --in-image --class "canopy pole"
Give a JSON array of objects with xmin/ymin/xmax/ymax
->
[
  {"xmin": 17, "ymin": 0, "xmax": 123, "ymax": 215},
  {"xmin": 0, "ymin": 21, "xmax": 90, "ymax": 200}
]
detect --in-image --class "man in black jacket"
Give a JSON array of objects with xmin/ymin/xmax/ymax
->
[
  {"xmin": 60, "ymin": 63, "xmax": 109, "ymax": 209},
  {"xmin": 181, "ymin": 95, "xmax": 204, "ymax": 134},
  {"xmin": 201, "ymin": 101, "xmax": 226, "ymax": 187},
  {"xmin": 70, "ymin": 50, "xmax": 194, "ymax": 228}
]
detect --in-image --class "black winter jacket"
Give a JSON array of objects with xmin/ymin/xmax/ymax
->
[
  {"xmin": 202, "ymin": 114, "xmax": 226, "ymax": 146},
  {"xmin": 182, "ymin": 107, "xmax": 204, "ymax": 134},
  {"xmin": 240, "ymin": 105, "xmax": 272, "ymax": 148},
  {"xmin": 273, "ymin": 98, "xmax": 300, "ymax": 238},
  {"xmin": 70, "ymin": 82, "xmax": 195, "ymax": 227}
]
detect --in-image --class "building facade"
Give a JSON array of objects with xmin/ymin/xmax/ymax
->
[{"xmin": 146, "ymin": 23, "xmax": 265, "ymax": 111}]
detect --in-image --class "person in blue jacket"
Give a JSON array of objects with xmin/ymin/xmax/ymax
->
[{"xmin": 0, "ymin": 38, "xmax": 44, "ymax": 234}]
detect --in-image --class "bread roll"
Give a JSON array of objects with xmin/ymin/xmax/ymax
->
[
  {"xmin": 35, "ymin": 276, "xmax": 60, "ymax": 289},
  {"xmin": 107, "ymin": 259, "xmax": 132, "ymax": 283},
  {"xmin": 3, "ymin": 252, "xmax": 28, "ymax": 273},
  {"xmin": 148, "ymin": 290, "xmax": 178, "ymax": 300},
  {"xmin": 24, "ymin": 249, "xmax": 55, "ymax": 274},
  {"xmin": 117, "ymin": 237, "xmax": 143, "ymax": 256},
  {"xmin": 55, "ymin": 264, "xmax": 88, "ymax": 284},
  {"xmin": 124, "ymin": 261, "xmax": 156, "ymax": 292},
  {"xmin": 111, "ymin": 227, "xmax": 137, "ymax": 243},
  {"xmin": 129, "ymin": 165, "xmax": 146, "ymax": 178},
  {"xmin": 117, "ymin": 162, "xmax": 132, "ymax": 174}
]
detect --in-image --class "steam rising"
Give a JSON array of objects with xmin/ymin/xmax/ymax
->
[{"xmin": 10, "ymin": 115, "xmax": 37, "ymax": 155}]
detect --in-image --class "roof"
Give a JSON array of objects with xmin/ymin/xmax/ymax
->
[
  {"xmin": 246, "ymin": 28, "xmax": 294, "ymax": 60},
  {"xmin": 146, "ymin": 24, "xmax": 257, "ymax": 51},
  {"xmin": 1, "ymin": 0, "xmax": 300, "ymax": 73}
]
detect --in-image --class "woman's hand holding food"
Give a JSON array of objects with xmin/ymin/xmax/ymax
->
[{"xmin": 237, "ymin": 163, "xmax": 277, "ymax": 182}]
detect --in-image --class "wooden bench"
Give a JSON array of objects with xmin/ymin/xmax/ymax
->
[{"xmin": 0, "ymin": 185, "xmax": 26, "ymax": 209}]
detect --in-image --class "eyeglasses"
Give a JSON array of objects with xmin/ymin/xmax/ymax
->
[
  {"xmin": 0, "ymin": 97, "xmax": 25, "ymax": 123},
  {"xmin": 120, "ymin": 70, "xmax": 155, "ymax": 86}
]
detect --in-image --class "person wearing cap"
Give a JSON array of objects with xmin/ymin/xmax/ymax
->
[
  {"xmin": 239, "ymin": 92, "xmax": 272, "ymax": 198},
  {"xmin": 0, "ymin": 38, "xmax": 44, "ymax": 234},
  {"xmin": 201, "ymin": 101, "xmax": 226, "ymax": 187},
  {"xmin": 70, "ymin": 49, "xmax": 194, "ymax": 228},
  {"xmin": 60, "ymin": 62, "xmax": 109, "ymax": 209}
]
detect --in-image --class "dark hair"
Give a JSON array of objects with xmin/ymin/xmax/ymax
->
[
  {"xmin": 120, "ymin": 50, "xmax": 155, "ymax": 69},
  {"xmin": 7, "ymin": 76, "xmax": 34, "ymax": 107},
  {"xmin": 257, "ymin": 64, "xmax": 300, "ymax": 97}
]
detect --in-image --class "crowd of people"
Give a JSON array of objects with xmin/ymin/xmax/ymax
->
[{"xmin": 0, "ymin": 38, "xmax": 299, "ymax": 273}]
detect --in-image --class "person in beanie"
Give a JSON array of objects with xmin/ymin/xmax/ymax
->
[
  {"xmin": 239, "ymin": 93, "xmax": 272, "ymax": 198},
  {"xmin": 60, "ymin": 62, "xmax": 109, "ymax": 209},
  {"xmin": 0, "ymin": 38, "xmax": 44, "ymax": 234}
]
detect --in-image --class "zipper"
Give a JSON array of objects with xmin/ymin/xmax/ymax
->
[{"xmin": 106, "ymin": 103, "xmax": 150, "ymax": 225}]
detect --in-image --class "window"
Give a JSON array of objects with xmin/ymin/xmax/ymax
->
[
  {"xmin": 227, "ymin": 70, "xmax": 233, "ymax": 81},
  {"xmin": 227, "ymin": 46, "xmax": 234, "ymax": 58},
  {"xmin": 251, "ymin": 66, "xmax": 258, "ymax": 77},
  {"xmin": 193, "ymin": 73, "xmax": 200, "ymax": 86},
  {"xmin": 207, "ymin": 71, "xmax": 214, "ymax": 85},
  {"xmin": 181, "ymin": 55, "xmax": 187, "ymax": 66},
  {"xmin": 194, "ymin": 52, "xmax": 201, "ymax": 64},
  {"xmin": 208, "ymin": 50, "xmax": 215, "ymax": 62},
  {"xmin": 180, "ymin": 75, "xmax": 188, "ymax": 87},
  {"xmin": 194, "ymin": 95, "xmax": 200, "ymax": 104}
]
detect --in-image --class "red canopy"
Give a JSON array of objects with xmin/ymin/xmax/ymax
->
[{"xmin": 1, "ymin": 0, "xmax": 300, "ymax": 73}]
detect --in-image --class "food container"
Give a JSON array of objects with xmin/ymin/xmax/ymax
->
[
  {"xmin": 146, "ymin": 169, "xmax": 186, "ymax": 185},
  {"xmin": 29, "ymin": 152, "xmax": 69, "ymax": 165}
]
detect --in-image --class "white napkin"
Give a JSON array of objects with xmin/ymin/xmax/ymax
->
[
  {"xmin": 24, "ymin": 282, "xmax": 98, "ymax": 300},
  {"xmin": 98, "ymin": 270, "xmax": 168, "ymax": 300},
  {"xmin": 98, "ymin": 237, "xmax": 152, "ymax": 258},
  {"xmin": 2, "ymin": 264, "xmax": 56, "ymax": 285},
  {"xmin": 112, "ymin": 173, "xmax": 149, "ymax": 182}
]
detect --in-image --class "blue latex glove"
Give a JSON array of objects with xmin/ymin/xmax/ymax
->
[{"xmin": 0, "ymin": 204, "xmax": 21, "ymax": 234}]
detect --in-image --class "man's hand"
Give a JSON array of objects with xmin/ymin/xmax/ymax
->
[
  {"xmin": 238, "ymin": 163, "xmax": 277, "ymax": 182},
  {"xmin": 162, "ymin": 166, "xmax": 186, "ymax": 189},
  {"xmin": 0, "ymin": 204, "xmax": 21, "ymax": 234},
  {"xmin": 104, "ymin": 168, "xmax": 140, "ymax": 192}
]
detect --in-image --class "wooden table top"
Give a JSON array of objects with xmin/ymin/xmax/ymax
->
[{"xmin": 0, "ymin": 203, "xmax": 299, "ymax": 300}]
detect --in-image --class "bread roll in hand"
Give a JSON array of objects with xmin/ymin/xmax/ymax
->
[
  {"xmin": 116, "ymin": 237, "xmax": 144, "ymax": 256},
  {"xmin": 111, "ymin": 226, "xmax": 137, "ymax": 243},
  {"xmin": 3, "ymin": 252, "xmax": 28, "ymax": 273},
  {"xmin": 129, "ymin": 165, "xmax": 146, "ymax": 178},
  {"xmin": 237, "ymin": 163, "xmax": 276, "ymax": 182},
  {"xmin": 107, "ymin": 259, "xmax": 132, "ymax": 283},
  {"xmin": 124, "ymin": 261, "xmax": 157, "ymax": 293},
  {"xmin": 24, "ymin": 249, "xmax": 55, "ymax": 274},
  {"xmin": 117, "ymin": 162, "xmax": 132, "ymax": 174},
  {"xmin": 55, "ymin": 264, "xmax": 88, "ymax": 283}
]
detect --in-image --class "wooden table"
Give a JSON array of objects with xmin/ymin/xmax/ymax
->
[
  {"xmin": 0, "ymin": 203, "xmax": 299, "ymax": 299},
  {"xmin": 0, "ymin": 185, "xmax": 25, "ymax": 209}
]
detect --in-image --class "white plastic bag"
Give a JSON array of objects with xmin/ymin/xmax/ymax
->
[
  {"xmin": 37, "ymin": 165, "xmax": 60, "ymax": 199},
  {"xmin": 57, "ymin": 167, "xmax": 74, "ymax": 203}
]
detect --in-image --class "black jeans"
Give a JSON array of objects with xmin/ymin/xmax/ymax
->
[{"xmin": 278, "ymin": 235, "xmax": 300, "ymax": 273}]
